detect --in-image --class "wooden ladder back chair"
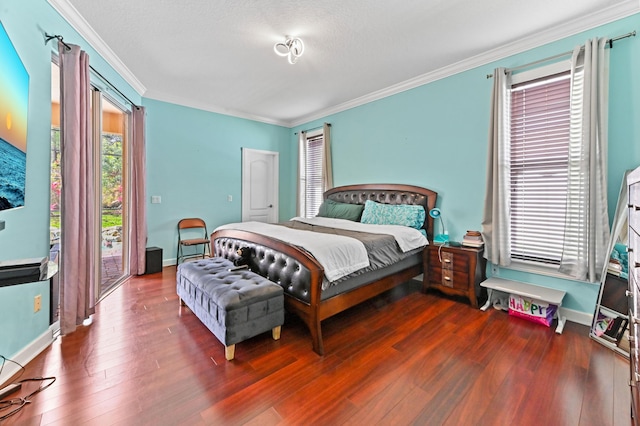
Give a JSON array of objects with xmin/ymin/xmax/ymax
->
[{"xmin": 177, "ymin": 218, "xmax": 210, "ymax": 264}]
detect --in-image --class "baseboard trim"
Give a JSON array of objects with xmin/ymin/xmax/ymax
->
[
  {"xmin": 561, "ymin": 307, "xmax": 592, "ymax": 327},
  {"xmin": 0, "ymin": 322, "xmax": 58, "ymax": 387}
]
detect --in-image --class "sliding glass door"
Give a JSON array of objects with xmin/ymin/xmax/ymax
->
[
  {"xmin": 95, "ymin": 93, "xmax": 129, "ymax": 299},
  {"xmin": 50, "ymin": 60, "xmax": 132, "ymax": 317}
]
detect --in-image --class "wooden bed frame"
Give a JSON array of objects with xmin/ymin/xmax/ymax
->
[{"xmin": 210, "ymin": 183, "xmax": 437, "ymax": 355}]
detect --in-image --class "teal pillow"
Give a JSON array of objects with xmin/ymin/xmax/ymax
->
[
  {"xmin": 317, "ymin": 199, "xmax": 365, "ymax": 221},
  {"xmin": 360, "ymin": 200, "xmax": 425, "ymax": 229}
]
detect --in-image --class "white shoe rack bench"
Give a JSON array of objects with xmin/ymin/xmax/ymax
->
[{"xmin": 480, "ymin": 277, "xmax": 567, "ymax": 334}]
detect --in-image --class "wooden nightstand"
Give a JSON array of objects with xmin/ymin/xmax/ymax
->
[{"xmin": 423, "ymin": 243, "xmax": 487, "ymax": 308}]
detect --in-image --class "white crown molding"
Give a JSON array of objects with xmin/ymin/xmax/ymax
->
[
  {"xmin": 143, "ymin": 92, "xmax": 289, "ymax": 127},
  {"xmin": 47, "ymin": 0, "xmax": 639, "ymax": 128},
  {"xmin": 288, "ymin": 0, "xmax": 640, "ymax": 128},
  {"xmin": 47, "ymin": 0, "xmax": 146, "ymax": 96}
]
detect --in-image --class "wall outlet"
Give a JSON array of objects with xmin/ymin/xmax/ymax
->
[
  {"xmin": 34, "ymin": 294, "xmax": 41, "ymax": 312},
  {"xmin": 227, "ymin": 195, "xmax": 233, "ymax": 202},
  {"xmin": 151, "ymin": 195, "xmax": 161, "ymax": 204}
]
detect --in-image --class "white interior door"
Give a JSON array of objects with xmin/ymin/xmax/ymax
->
[{"xmin": 242, "ymin": 148, "xmax": 279, "ymax": 222}]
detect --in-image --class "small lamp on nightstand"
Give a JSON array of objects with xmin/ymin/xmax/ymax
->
[{"xmin": 429, "ymin": 208, "xmax": 449, "ymax": 244}]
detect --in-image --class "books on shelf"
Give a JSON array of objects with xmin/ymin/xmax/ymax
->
[
  {"xmin": 607, "ymin": 259, "xmax": 622, "ymax": 276},
  {"xmin": 462, "ymin": 230, "xmax": 484, "ymax": 248}
]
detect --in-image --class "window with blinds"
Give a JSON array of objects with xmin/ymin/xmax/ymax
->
[
  {"xmin": 509, "ymin": 71, "xmax": 571, "ymax": 265},
  {"xmin": 302, "ymin": 133, "xmax": 324, "ymax": 218}
]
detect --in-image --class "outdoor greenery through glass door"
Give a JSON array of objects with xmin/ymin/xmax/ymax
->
[
  {"xmin": 50, "ymin": 96, "xmax": 128, "ymax": 299},
  {"xmin": 98, "ymin": 96, "xmax": 127, "ymax": 297}
]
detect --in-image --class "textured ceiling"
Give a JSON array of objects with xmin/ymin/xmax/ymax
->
[{"xmin": 53, "ymin": 0, "xmax": 639, "ymax": 126}]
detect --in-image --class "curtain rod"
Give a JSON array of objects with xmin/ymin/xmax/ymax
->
[
  {"xmin": 45, "ymin": 33, "xmax": 139, "ymax": 108},
  {"xmin": 486, "ymin": 30, "xmax": 636, "ymax": 79},
  {"xmin": 294, "ymin": 122, "xmax": 331, "ymax": 135}
]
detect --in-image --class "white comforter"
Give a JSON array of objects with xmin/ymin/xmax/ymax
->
[
  {"xmin": 214, "ymin": 217, "xmax": 428, "ymax": 282},
  {"xmin": 214, "ymin": 221, "xmax": 369, "ymax": 281}
]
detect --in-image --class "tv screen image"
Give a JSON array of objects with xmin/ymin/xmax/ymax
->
[{"xmin": 0, "ymin": 20, "xmax": 29, "ymax": 211}]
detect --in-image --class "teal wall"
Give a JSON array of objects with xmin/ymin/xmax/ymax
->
[
  {"xmin": 0, "ymin": 0, "xmax": 142, "ymax": 359},
  {"xmin": 143, "ymin": 98, "xmax": 292, "ymax": 260},
  {"xmin": 1, "ymin": 0, "xmax": 639, "ymax": 361},
  {"xmin": 0, "ymin": 0, "xmax": 293, "ymax": 360},
  {"xmin": 291, "ymin": 13, "xmax": 640, "ymax": 313}
]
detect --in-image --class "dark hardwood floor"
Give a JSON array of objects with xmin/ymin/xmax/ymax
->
[{"xmin": 2, "ymin": 266, "xmax": 631, "ymax": 425}]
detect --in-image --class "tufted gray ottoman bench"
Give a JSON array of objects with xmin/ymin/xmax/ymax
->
[{"xmin": 176, "ymin": 257, "xmax": 284, "ymax": 360}]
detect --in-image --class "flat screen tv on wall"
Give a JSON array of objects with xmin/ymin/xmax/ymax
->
[{"xmin": 0, "ymin": 21, "xmax": 29, "ymax": 211}]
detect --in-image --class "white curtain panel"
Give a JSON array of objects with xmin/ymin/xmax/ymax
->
[
  {"xmin": 296, "ymin": 130, "xmax": 306, "ymax": 217},
  {"xmin": 559, "ymin": 38, "xmax": 610, "ymax": 282},
  {"xmin": 322, "ymin": 123, "xmax": 333, "ymax": 191},
  {"xmin": 481, "ymin": 67, "xmax": 511, "ymax": 266}
]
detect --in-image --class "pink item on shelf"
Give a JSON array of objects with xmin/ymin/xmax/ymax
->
[{"xmin": 508, "ymin": 293, "xmax": 557, "ymax": 327}]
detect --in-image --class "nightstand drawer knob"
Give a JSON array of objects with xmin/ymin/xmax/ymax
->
[
  {"xmin": 443, "ymin": 259, "xmax": 451, "ymax": 263},
  {"xmin": 442, "ymin": 274, "xmax": 453, "ymax": 288}
]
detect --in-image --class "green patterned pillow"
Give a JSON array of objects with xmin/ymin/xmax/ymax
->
[{"xmin": 360, "ymin": 200, "xmax": 425, "ymax": 229}]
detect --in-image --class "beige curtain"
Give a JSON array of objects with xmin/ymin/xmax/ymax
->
[
  {"xmin": 558, "ymin": 38, "xmax": 610, "ymax": 282},
  {"xmin": 481, "ymin": 68, "xmax": 511, "ymax": 266},
  {"xmin": 128, "ymin": 107, "xmax": 147, "ymax": 275},
  {"xmin": 296, "ymin": 130, "xmax": 306, "ymax": 217},
  {"xmin": 58, "ymin": 41, "xmax": 96, "ymax": 335},
  {"xmin": 322, "ymin": 123, "xmax": 333, "ymax": 191}
]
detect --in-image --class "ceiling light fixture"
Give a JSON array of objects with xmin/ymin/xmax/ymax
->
[{"xmin": 274, "ymin": 36, "xmax": 304, "ymax": 64}]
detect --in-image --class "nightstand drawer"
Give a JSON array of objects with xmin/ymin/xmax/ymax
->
[
  {"xmin": 428, "ymin": 266, "xmax": 471, "ymax": 290},
  {"xmin": 427, "ymin": 248, "xmax": 471, "ymax": 272}
]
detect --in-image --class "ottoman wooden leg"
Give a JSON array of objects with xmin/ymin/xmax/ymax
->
[
  {"xmin": 272, "ymin": 325, "xmax": 281, "ymax": 341},
  {"xmin": 225, "ymin": 344, "xmax": 235, "ymax": 361}
]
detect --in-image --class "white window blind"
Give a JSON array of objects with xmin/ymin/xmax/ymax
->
[
  {"xmin": 303, "ymin": 133, "xmax": 324, "ymax": 218},
  {"xmin": 509, "ymin": 71, "xmax": 571, "ymax": 265}
]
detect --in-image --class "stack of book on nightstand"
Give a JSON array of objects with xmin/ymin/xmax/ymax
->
[{"xmin": 462, "ymin": 230, "xmax": 484, "ymax": 248}]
